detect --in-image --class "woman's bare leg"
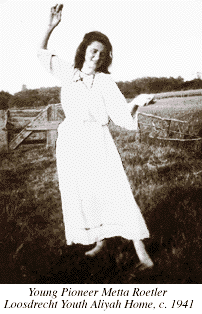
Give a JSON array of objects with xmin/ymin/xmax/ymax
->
[
  {"xmin": 133, "ymin": 240, "xmax": 154, "ymax": 268},
  {"xmin": 85, "ymin": 238, "xmax": 154, "ymax": 264}
]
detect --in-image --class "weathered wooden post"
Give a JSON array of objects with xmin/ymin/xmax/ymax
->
[
  {"xmin": 46, "ymin": 104, "xmax": 57, "ymax": 149},
  {"xmin": 0, "ymin": 109, "xmax": 9, "ymax": 153},
  {"xmin": 167, "ymin": 120, "xmax": 171, "ymax": 137},
  {"xmin": 185, "ymin": 123, "xmax": 190, "ymax": 139}
]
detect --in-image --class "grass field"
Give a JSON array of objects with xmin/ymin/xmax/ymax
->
[
  {"xmin": 1, "ymin": 93, "xmax": 202, "ymax": 284},
  {"xmin": 154, "ymin": 89, "xmax": 202, "ymax": 99}
]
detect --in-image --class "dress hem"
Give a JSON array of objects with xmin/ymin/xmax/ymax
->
[{"xmin": 65, "ymin": 224, "xmax": 150, "ymax": 245}]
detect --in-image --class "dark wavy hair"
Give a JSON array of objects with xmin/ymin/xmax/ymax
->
[{"xmin": 74, "ymin": 31, "xmax": 113, "ymax": 74}]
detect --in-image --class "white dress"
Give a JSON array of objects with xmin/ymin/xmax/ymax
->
[{"xmin": 38, "ymin": 49, "xmax": 149, "ymax": 245}]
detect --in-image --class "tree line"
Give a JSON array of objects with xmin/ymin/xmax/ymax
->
[
  {"xmin": 1, "ymin": 77, "xmax": 202, "ymax": 109},
  {"xmin": 117, "ymin": 76, "xmax": 202, "ymax": 98},
  {"xmin": 0, "ymin": 87, "xmax": 61, "ymax": 110}
]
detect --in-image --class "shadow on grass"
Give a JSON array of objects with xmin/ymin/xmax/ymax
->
[{"xmin": 1, "ymin": 233, "xmax": 201, "ymax": 284}]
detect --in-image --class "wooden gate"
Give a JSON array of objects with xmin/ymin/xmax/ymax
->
[{"xmin": 0, "ymin": 104, "xmax": 64, "ymax": 152}]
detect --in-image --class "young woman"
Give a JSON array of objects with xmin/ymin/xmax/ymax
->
[{"xmin": 38, "ymin": 4, "xmax": 153, "ymax": 269}]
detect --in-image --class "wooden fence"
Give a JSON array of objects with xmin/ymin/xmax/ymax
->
[
  {"xmin": 0, "ymin": 104, "xmax": 64, "ymax": 153},
  {"xmin": 138, "ymin": 112, "xmax": 202, "ymax": 150},
  {"xmin": 0, "ymin": 109, "xmax": 8, "ymax": 153},
  {"xmin": 138, "ymin": 112, "xmax": 190, "ymax": 138},
  {"xmin": 1, "ymin": 105, "xmax": 202, "ymax": 153}
]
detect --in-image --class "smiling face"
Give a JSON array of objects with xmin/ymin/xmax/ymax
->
[{"xmin": 83, "ymin": 41, "xmax": 107, "ymax": 73}]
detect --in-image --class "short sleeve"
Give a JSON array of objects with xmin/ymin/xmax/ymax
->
[
  {"xmin": 37, "ymin": 48, "xmax": 73, "ymax": 82},
  {"xmin": 101, "ymin": 74, "xmax": 138, "ymax": 130}
]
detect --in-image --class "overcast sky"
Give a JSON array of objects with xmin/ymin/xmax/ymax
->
[{"xmin": 1, "ymin": 0, "xmax": 202, "ymax": 94}]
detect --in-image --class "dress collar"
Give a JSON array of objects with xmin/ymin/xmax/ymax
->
[
  {"xmin": 72, "ymin": 69, "xmax": 82, "ymax": 82},
  {"xmin": 73, "ymin": 69, "xmax": 100, "ymax": 82},
  {"xmin": 72, "ymin": 69, "xmax": 97, "ymax": 89}
]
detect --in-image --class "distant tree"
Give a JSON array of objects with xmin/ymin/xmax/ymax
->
[
  {"xmin": 8, "ymin": 96, "xmax": 28, "ymax": 108},
  {"xmin": 0, "ymin": 91, "xmax": 13, "ymax": 110},
  {"xmin": 180, "ymin": 78, "xmax": 202, "ymax": 90},
  {"xmin": 38, "ymin": 86, "xmax": 61, "ymax": 102},
  {"xmin": 116, "ymin": 75, "xmax": 201, "ymax": 98},
  {"xmin": 7, "ymin": 86, "xmax": 61, "ymax": 108},
  {"xmin": 48, "ymin": 98, "xmax": 59, "ymax": 104}
]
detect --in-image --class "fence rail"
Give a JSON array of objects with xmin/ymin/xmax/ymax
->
[{"xmin": 138, "ymin": 112, "xmax": 188, "ymax": 123}]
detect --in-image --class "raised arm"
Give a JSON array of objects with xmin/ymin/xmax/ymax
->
[
  {"xmin": 38, "ymin": 4, "xmax": 73, "ymax": 81},
  {"xmin": 40, "ymin": 4, "xmax": 63, "ymax": 49}
]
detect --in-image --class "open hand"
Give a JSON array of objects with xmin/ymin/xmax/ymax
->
[{"xmin": 49, "ymin": 4, "xmax": 63, "ymax": 29}]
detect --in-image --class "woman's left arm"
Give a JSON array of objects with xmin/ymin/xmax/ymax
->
[{"xmin": 101, "ymin": 74, "xmax": 139, "ymax": 130}]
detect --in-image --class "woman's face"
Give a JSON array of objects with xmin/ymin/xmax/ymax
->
[{"xmin": 84, "ymin": 41, "xmax": 107, "ymax": 71}]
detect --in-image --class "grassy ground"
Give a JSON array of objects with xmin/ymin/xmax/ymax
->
[{"xmin": 1, "ymin": 96, "xmax": 202, "ymax": 284}]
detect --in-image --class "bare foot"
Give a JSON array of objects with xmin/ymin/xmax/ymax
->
[
  {"xmin": 85, "ymin": 240, "xmax": 105, "ymax": 257},
  {"xmin": 136, "ymin": 259, "xmax": 154, "ymax": 271}
]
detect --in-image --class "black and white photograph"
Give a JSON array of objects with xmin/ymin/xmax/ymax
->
[{"xmin": 0, "ymin": 0, "xmax": 202, "ymax": 294}]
